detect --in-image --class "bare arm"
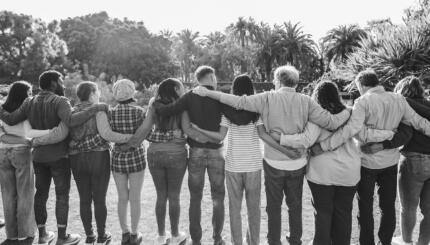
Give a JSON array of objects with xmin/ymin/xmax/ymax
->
[
  {"xmin": 192, "ymin": 124, "xmax": 228, "ymax": 142},
  {"xmin": 32, "ymin": 122, "xmax": 69, "ymax": 146},
  {"xmin": 181, "ymin": 112, "xmax": 218, "ymax": 143},
  {"xmin": 96, "ymin": 112, "xmax": 132, "ymax": 143},
  {"xmin": 257, "ymin": 124, "xmax": 302, "ymax": 160}
]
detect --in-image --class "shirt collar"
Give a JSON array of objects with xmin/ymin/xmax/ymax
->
[
  {"xmin": 365, "ymin": 85, "xmax": 385, "ymax": 95},
  {"xmin": 278, "ymin": 87, "xmax": 296, "ymax": 93}
]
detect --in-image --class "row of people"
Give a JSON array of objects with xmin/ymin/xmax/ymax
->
[{"xmin": 0, "ymin": 65, "xmax": 429, "ymax": 245}]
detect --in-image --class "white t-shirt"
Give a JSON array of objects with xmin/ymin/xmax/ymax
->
[{"xmin": 220, "ymin": 115, "xmax": 263, "ymax": 172}]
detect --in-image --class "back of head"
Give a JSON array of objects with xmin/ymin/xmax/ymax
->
[
  {"xmin": 312, "ymin": 80, "xmax": 345, "ymax": 114},
  {"xmin": 2, "ymin": 81, "xmax": 32, "ymax": 113},
  {"xmin": 112, "ymin": 79, "xmax": 136, "ymax": 103},
  {"xmin": 274, "ymin": 65, "xmax": 300, "ymax": 87},
  {"xmin": 155, "ymin": 78, "xmax": 183, "ymax": 131},
  {"xmin": 232, "ymin": 74, "xmax": 255, "ymax": 96},
  {"xmin": 39, "ymin": 70, "xmax": 62, "ymax": 90},
  {"xmin": 394, "ymin": 75, "xmax": 425, "ymax": 99},
  {"xmin": 76, "ymin": 81, "xmax": 98, "ymax": 102},
  {"xmin": 195, "ymin": 65, "xmax": 215, "ymax": 84},
  {"xmin": 356, "ymin": 69, "xmax": 379, "ymax": 87}
]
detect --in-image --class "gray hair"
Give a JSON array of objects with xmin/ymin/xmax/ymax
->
[{"xmin": 274, "ymin": 65, "xmax": 300, "ymax": 86}]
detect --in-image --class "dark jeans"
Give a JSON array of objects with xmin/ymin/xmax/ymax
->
[
  {"xmin": 357, "ymin": 165, "xmax": 397, "ymax": 245},
  {"xmin": 34, "ymin": 157, "xmax": 71, "ymax": 229},
  {"xmin": 399, "ymin": 152, "xmax": 430, "ymax": 245},
  {"xmin": 147, "ymin": 148, "xmax": 187, "ymax": 237},
  {"xmin": 70, "ymin": 150, "xmax": 110, "ymax": 236},
  {"xmin": 0, "ymin": 147, "xmax": 35, "ymax": 239},
  {"xmin": 263, "ymin": 161, "xmax": 305, "ymax": 245},
  {"xmin": 308, "ymin": 181, "xmax": 356, "ymax": 245},
  {"xmin": 188, "ymin": 147, "xmax": 225, "ymax": 244}
]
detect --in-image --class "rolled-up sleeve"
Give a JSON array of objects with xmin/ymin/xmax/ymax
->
[{"xmin": 320, "ymin": 99, "xmax": 366, "ymax": 151}]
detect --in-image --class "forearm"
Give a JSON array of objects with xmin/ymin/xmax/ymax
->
[
  {"xmin": 0, "ymin": 135, "xmax": 29, "ymax": 145},
  {"xmin": 195, "ymin": 128, "xmax": 224, "ymax": 142},
  {"xmin": 96, "ymin": 112, "xmax": 131, "ymax": 143},
  {"xmin": 33, "ymin": 122, "xmax": 69, "ymax": 146},
  {"xmin": 382, "ymin": 123, "xmax": 413, "ymax": 149},
  {"xmin": 355, "ymin": 127, "xmax": 394, "ymax": 143}
]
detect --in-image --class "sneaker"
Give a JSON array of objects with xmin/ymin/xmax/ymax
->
[
  {"xmin": 129, "ymin": 233, "xmax": 142, "ymax": 245},
  {"xmin": 392, "ymin": 236, "xmax": 414, "ymax": 245},
  {"xmin": 121, "ymin": 233, "xmax": 130, "ymax": 245},
  {"xmin": 153, "ymin": 234, "xmax": 169, "ymax": 245},
  {"xmin": 170, "ymin": 232, "xmax": 187, "ymax": 245},
  {"xmin": 0, "ymin": 219, "xmax": 4, "ymax": 229},
  {"xmin": 85, "ymin": 235, "xmax": 96, "ymax": 244},
  {"xmin": 39, "ymin": 231, "xmax": 56, "ymax": 244},
  {"xmin": 55, "ymin": 234, "xmax": 81, "ymax": 245},
  {"xmin": 97, "ymin": 232, "xmax": 112, "ymax": 244}
]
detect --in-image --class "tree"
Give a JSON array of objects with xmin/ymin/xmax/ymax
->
[
  {"xmin": 172, "ymin": 29, "xmax": 200, "ymax": 82},
  {"xmin": 0, "ymin": 11, "xmax": 68, "ymax": 84},
  {"xmin": 254, "ymin": 23, "xmax": 282, "ymax": 82},
  {"xmin": 322, "ymin": 24, "xmax": 367, "ymax": 66}
]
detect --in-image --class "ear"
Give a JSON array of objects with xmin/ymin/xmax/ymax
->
[{"xmin": 49, "ymin": 80, "xmax": 57, "ymax": 91}]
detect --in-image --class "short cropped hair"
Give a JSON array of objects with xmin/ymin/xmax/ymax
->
[
  {"xmin": 76, "ymin": 81, "xmax": 98, "ymax": 101},
  {"xmin": 394, "ymin": 76, "xmax": 425, "ymax": 99},
  {"xmin": 39, "ymin": 70, "xmax": 63, "ymax": 90},
  {"xmin": 356, "ymin": 69, "xmax": 379, "ymax": 87},
  {"xmin": 274, "ymin": 66, "xmax": 299, "ymax": 86},
  {"xmin": 195, "ymin": 66, "xmax": 215, "ymax": 82}
]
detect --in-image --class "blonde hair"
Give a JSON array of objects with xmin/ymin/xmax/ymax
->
[{"xmin": 394, "ymin": 76, "xmax": 424, "ymax": 99}]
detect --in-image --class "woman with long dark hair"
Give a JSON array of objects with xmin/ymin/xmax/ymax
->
[
  {"xmin": 272, "ymin": 81, "xmax": 394, "ymax": 245},
  {"xmin": 0, "ymin": 81, "xmax": 67, "ymax": 245}
]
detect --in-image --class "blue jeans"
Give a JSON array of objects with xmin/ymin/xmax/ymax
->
[
  {"xmin": 263, "ymin": 161, "xmax": 305, "ymax": 245},
  {"xmin": 0, "ymin": 146, "xmax": 36, "ymax": 239},
  {"xmin": 188, "ymin": 147, "xmax": 225, "ymax": 244},
  {"xmin": 357, "ymin": 165, "xmax": 397, "ymax": 245},
  {"xmin": 226, "ymin": 170, "xmax": 261, "ymax": 245},
  {"xmin": 147, "ymin": 148, "xmax": 187, "ymax": 236},
  {"xmin": 399, "ymin": 152, "xmax": 430, "ymax": 245}
]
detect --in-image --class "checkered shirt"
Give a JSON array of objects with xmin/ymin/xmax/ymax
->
[
  {"xmin": 109, "ymin": 104, "xmax": 146, "ymax": 173},
  {"xmin": 69, "ymin": 134, "xmax": 111, "ymax": 155},
  {"xmin": 146, "ymin": 129, "xmax": 175, "ymax": 143}
]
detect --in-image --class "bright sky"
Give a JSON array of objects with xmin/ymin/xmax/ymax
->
[{"xmin": 2, "ymin": 0, "xmax": 415, "ymax": 40}]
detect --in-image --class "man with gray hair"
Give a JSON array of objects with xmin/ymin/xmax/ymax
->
[{"xmin": 193, "ymin": 65, "xmax": 351, "ymax": 245}]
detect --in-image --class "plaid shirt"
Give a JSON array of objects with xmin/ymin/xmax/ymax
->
[
  {"xmin": 109, "ymin": 103, "xmax": 146, "ymax": 173},
  {"xmin": 146, "ymin": 130, "xmax": 175, "ymax": 143},
  {"xmin": 69, "ymin": 134, "xmax": 111, "ymax": 155}
]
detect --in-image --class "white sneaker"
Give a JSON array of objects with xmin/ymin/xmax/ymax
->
[
  {"xmin": 170, "ymin": 232, "xmax": 187, "ymax": 245},
  {"xmin": 392, "ymin": 236, "xmax": 414, "ymax": 245},
  {"xmin": 154, "ymin": 233, "xmax": 170, "ymax": 245}
]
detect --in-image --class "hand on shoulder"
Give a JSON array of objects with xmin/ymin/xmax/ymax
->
[{"xmin": 192, "ymin": 86, "xmax": 209, "ymax": 97}]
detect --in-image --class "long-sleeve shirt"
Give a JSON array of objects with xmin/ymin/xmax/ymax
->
[
  {"xmin": 0, "ymin": 91, "xmax": 101, "ymax": 162},
  {"xmin": 382, "ymin": 98, "xmax": 430, "ymax": 154},
  {"xmin": 155, "ymin": 88, "xmax": 257, "ymax": 149},
  {"xmin": 280, "ymin": 121, "xmax": 394, "ymax": 186},
  {"xmin": 320, "ymin": 86, "xmax": 430, "ymax": 169},
  {"xmin": 219, "ymin": 86, "xmax": 350, "ymax": 170}
]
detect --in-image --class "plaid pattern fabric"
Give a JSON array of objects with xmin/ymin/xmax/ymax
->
[
  {"xmin": 69, "ymin": 134, "xmax": 110, "ymax": 155},
  {"xmin": 109, "ymin": 104, "xmax": 146, "ymax": 173},
  {"xmin": 146, "ymin": 130, "xmax": 175, "ymax": 143}
]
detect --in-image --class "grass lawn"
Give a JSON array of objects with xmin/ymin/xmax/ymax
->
[{"xmin": 0, "ymin": 143, "xmax": 421, "ymax": 244}]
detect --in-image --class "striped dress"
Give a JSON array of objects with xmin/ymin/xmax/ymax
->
[{"xmin": 220, "ymin": 115, "xmax": 263, "ymax": 172}]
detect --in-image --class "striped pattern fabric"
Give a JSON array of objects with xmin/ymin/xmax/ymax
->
[
  {"xmin": 109, "ymin": 103, "xmax": 146, "ymax": 173},
  {"xmin": 220, "ymin": 115, "xmax": 263, "ymax": 172}
]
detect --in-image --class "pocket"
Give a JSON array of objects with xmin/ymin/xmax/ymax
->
[{"xmin": 11, "ymin": 147, "xmax": 32, "ymax": 168}]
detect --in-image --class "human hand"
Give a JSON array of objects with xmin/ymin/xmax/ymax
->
[
  {"xmin": 269, "ymin": 130, "xmax": 281, "ymax": 142},
  {"xmin": 192, "ymin": 86, "xmax": 209, "ymax": 97},
  {"xmin": 96, "ymin": 103, "xmax": 109, "ymax": 112},
  {"xmin": 281, "ymin": 146, "xmax": 303, "ymax": 160},
  {"xmin": 173, "ymin": 130, "xmax": 182, "ymax": 138},
  {"xmin": 361, "ymin": 142, "xmax": 384, "ymax": 154},
  {"xmin": 310, "ymin": 143, "xmax": 324, "ymax": 156},
  {"xmin": 190, "ymin": 123, "xmax": 200, "ymax": 130}
]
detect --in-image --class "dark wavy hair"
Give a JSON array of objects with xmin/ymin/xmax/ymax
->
[
  {"xmin": 2, "ymin": 81, "xmax": 32, "ymax": 113},
  {"xmin": 312, "ymin": 81, "xmax": 346, "ymax": 114},
  {"xmin": 394, "ymin": 76, "xmax": 425, "ymax": 99},
  {"xmin": 155, "ymin": 78, "xmax": 183, "ymax": 131},
  {"xmin": 231, "ymin": 74, "xmax": 259, "ymax": 123}
]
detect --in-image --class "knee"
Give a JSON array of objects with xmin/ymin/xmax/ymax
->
[
  {"xmin": 117, "ymin": 192, "xmax": 129, "ymax": 204},
  {"xmin": 129, "ymin": 193, "xmax": 141, "ymax": 204},
  {"xmin": 167, "ymin": 191, "xmax": 180, "ymax": 204},
  {"xmin": 211, "ymin": 184, "xmax": 225, "ymax": 200},
  {"xmin": 157, "ymin": 192, "xmax": 168, "ymax": 204}
]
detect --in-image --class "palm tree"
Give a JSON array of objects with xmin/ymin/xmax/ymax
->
[
  {"xmin": 278, "ymin": 21, "xmax": 317, "ymax": 68},
  {"xmin": 254, "ymin": 23, "xmax": 282, "ymax": 82},
  {"xmin": 322, "ymin": 24, "xmax": 367, "ymax": 65},
  {"xmin": 174, "ymin": 29, "xmax": 200, "ymax": 82}
]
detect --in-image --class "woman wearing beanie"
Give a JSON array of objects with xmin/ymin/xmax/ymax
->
[{"xmin": 110, "ymin": 79, "xmax": 146, "ymax": 245}]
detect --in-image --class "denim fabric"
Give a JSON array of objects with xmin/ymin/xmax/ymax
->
[
  {"xmin": 308, "ymin": 181, "xmax": 356, "ymax": 245},
  {"xmin": 0, "ymin": 147, "xmax": 35, "ymax": 239},
  {"xmin": 147, "ymin": 148, "xmax": 187, "ymax": 236},
  {"xmin": 398, "ymin": 152, "xmax": 430, "ymax": 245},
  {"xmin": 187, "ymin": 147, "xmax": 225, "ymax": 243},
  {"xmin": 226, "ymin": 170, "xmax": 261, "ymax": 245},
  {"xmin": 33, "ymin": 158, "xmax": 71, "ymax": 228},
  {"xmin": 70, "ymin": 150, "xmax": 111, "ymax": 236},
  {"xmin": 263, "ymin": 161, "xmax": 305, "ymax": 245},
  {"xmin": 357, "ymin": 165, "xmax": 397, "ymax": 245}
]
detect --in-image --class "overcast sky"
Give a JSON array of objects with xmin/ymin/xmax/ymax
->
[{"xmin": 2, "ymin": 0, "xmax": 415, "ymax": 40}]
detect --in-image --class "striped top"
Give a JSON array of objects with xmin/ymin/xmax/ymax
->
[{"xmin": 220, "ymin": 115, "xmax": 263, "ymax": 172}]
